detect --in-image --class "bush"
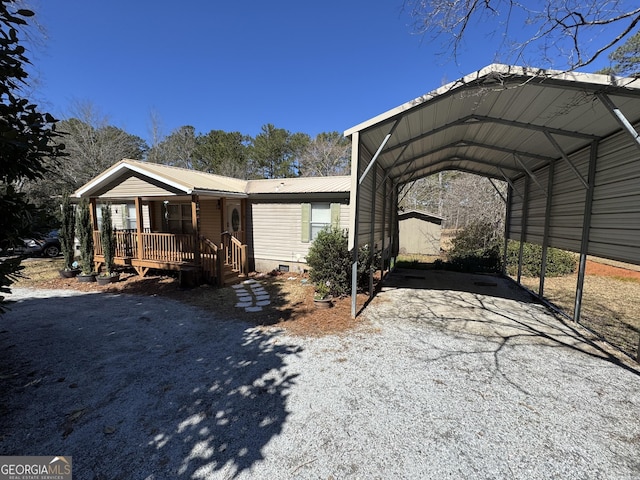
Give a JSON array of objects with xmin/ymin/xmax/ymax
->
[
  {"xmin": 100, "ymin": 205, "xmax": 116, "ymax": 275},
  {"xmin": 76, "ymin": 200, "xmax": 94, "ymax": 275},
  {"xmin": 306, "ymin": 228, "xmax": 380, "ymax": 296},
  {"xmin": 306, "ymin": 228, "xmax": 351, "ymax": 297},
  {"xmin": 59, "ymin": 192, "xmax": 76, "ymax": 271},
  {"xmin": 447, "ymin": 221, "xmax": 503, "ymax": 273},
  {"xmin": 357, "ymin": 243, "xmax": 381, "ymax": 291},
  {"xmin": 506, "ymin": 241, "xmax": 577, "ymax": 277}
]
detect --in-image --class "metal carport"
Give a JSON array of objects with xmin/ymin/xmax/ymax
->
[{"xmin": 345, "ymin": 64, "xmax": 640, "ymax": 318}]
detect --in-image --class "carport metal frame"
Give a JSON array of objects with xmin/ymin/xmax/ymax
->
[{"xmin": 345, "ymin": 64, "xmax": 640, "ymax": 327}]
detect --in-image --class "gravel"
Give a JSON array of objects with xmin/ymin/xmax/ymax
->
[{"xmin": 1, "ymin": 273, "xmax": 639, "ymax": 479}]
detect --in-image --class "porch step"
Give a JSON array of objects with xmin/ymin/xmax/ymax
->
[{"xmin": 221, "ymin": 264, "xmax": 243, "ymax": 287}]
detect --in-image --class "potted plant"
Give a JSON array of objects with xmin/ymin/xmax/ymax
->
[
  {"xmin": 76, "ymin": 199, "xmax": 96, "ymax": 282},
  {"xmin": 313, "ymin": 281, "xmax": 333, "ymax": 309},
  {"xmin": 97, "ymin": 204, "xmax": 119, "ymax": 285},
  {"xmin": 58, "ymin": 192, "xmax": 80, "ymax": 278}
]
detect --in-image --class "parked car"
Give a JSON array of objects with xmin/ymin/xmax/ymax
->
[{"xmin": 9, "ymin": 230, "xmax": 62, "ymax": 258}]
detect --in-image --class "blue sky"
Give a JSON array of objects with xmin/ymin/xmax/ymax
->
[{"xmin": 27, "ymin": 0, "xmax": 620, "ymax": 144}]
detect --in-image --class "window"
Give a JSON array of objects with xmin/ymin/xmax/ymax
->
[
  {"xmin": 125, "ymin": 204, "xmax": 137, "ymax": 231},
  {"xmin": 310, "ymin": 203, "xmax": 331, "ymax": 240},
  {"xmin": 167, "ymin": 204, "xmax": 193, "ymax": 234},
  {"xmin": 301, "ymin": 202, "xmax": 341, "ymax": 243}
]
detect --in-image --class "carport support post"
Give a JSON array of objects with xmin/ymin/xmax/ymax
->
[
  {"xmin": 502, "ymin": 186, "xmax": 512, "ymax": 275},
  {"xmin": 381, "ymin": 177, "xmax": 387, "ymax": 274},
  {"xmin": 539, "ymin": 159, "xmax": 555, "ymax": 297},
  {"xmin": 517, "ymin": 177, "xmax": 530, "ymax": 284},
  {"xmin": 369, "ymin": 164, "xmax": 377, "ymax": 297},
  {"xmin": 350, "ymin": 132, "xmax": 361, "ymax": 318},
  {"xmin": 574, "ymin": 141, "xmax": 598, "ymax": 323}
]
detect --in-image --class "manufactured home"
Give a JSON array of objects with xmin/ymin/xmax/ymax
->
[{"xmin": 73, "ymin": 159, "xmax": 350, "ymax": 284}]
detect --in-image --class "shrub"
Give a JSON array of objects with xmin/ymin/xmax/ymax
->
[
  {"xmin": 357, "ymin": 243, "xmax": 381, "ymax": 291},
  {"xmin": 76, "ymin": 199, "xmax": 94, "ymax": 275},
  {"xmin": 59, "ymin": 192, "xmax": 76, "ymax": 271},
  {"xmin": 506, "ymin": 241, "xmax": 576, "ymax": 277},
  {"xmin": 306, "ymin": 228, "xmax": 351, "ymax": 297},
  {"xmin": 447, "ymin": 221, "xmax": 503, "ymax": 273},
  {"xmin": 100, "ymin": 205, "xmax": 116, "ymax": 275},
  {"xmin": 306, "ymin": 228, "xmax": 380, "ymax": 296}
]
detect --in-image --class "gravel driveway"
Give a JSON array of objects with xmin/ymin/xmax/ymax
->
[{"xmin": 1, "ymin": 271, "xmax": 639, "ymax": 479}]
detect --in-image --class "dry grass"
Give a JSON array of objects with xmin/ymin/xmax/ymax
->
[
  {"xmin": 12, "ymin": 258, "xmax": 369, "ymax": 337},
  {"xmin": 519, "ymin": 260, "xmax": 640, "ymax": 359}
]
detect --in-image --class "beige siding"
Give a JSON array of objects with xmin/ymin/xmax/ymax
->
[
  {"xmin": 251, "ymin": 202, "xmax": 350, "ymax": 269},
  {"xmin": 100, "ymin": 174, "xmax": 176, "ymax": 198},
  {"xmin": 399, "ymin": 218, "xmax": 441, "ymax": 255},
  {"xmin": 200, "ymin": 199, "xmax": 222, "ymax": 242}
]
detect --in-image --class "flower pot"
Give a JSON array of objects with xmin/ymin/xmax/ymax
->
[
  {"xmin": 313, "ymin": 297, "xmax": 333, "ymax": 309},
  {"xmin": 97, "ymin": 273, "xmax": 120, "ymax": 286},
  {"xmin": 77, "ymin": 273, "xmax": 97, "ymax": 283},
  {"xmin": 59, "ymin": 268, "xmax": 80, "ymax": 279}
]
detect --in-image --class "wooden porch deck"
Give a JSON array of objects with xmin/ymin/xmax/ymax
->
[{"xmin": 93, "ymin": 231, "xmax": 248, "ymax": 286}]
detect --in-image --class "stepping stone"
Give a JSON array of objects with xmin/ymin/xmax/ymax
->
[
  {"xmin": 255, "ymin": 300, "xmax": 271, "ymax": 307},
  {"xmin": 237, "ymin": 296, "xmax": 252, "ymax": 303},
  {"xmin": 250, "ymin": 288, "xmax": 267, "ymax": 295},
  {"xmin": 235, "ymin": 302, "xmax": 253, "ymax": 308},
  {"xmin": 254, "ymin": 294, "xmax": 270, "ymax": 302},
  {"xmin": 245, "ymin": 306, "xmax": 263, "ymax": 312}
]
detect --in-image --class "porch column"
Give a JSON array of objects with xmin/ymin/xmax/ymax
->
[
  {"xmin": 220, "ymin": 197, "xmax": 227, "ymax": 235},
  {"xmin": 240, "ymin": 198, "xmax": 247, "ymax": 244},
  {"xmin": 135, "ymin": 197, "xmax": 144, "ymax": 260},
  {"xmin": 89, "ymin": 198, "xmax": 98, "ymax": 230},
  {"xmin": 191, "ymin": 194, "xmax": 200, "ymax": 265}
]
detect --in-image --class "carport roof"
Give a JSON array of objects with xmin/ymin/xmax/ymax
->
[{"xmin": 344, "ymin": 64, "xmax": 640, "ymax": 185}]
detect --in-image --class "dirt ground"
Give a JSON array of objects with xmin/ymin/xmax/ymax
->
[
  {"xmin": 518, "ymin": 259, "xmax": 640, "ymax": 360},
  {"xmin": 13, "ymin": 258, "xmax": 369, "ymax": 337}
]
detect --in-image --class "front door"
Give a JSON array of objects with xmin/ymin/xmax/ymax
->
[{"xmin": 227, "ymin": 202, "xmax": 242, "ymax": 238}]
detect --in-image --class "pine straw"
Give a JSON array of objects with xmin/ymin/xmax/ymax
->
[{"xmin": 13, "ymin": 258, "xmax": 370, "ymax": 337}]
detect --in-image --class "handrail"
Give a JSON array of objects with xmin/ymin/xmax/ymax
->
[
  {"xmin": 199, "ymin": 235, "xmax": 219, "ymax": 284},
  {"xmin": 221, "ymin": 231, "xmax": 248, "ymax": 276}
]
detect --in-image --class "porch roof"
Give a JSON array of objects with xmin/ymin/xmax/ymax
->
[
  {"xmin": 75, "ymin": 159, "xmax": 352, "ymax": 199},
  {"xmin": 74, "ymin": 159, "xmax": 249, "ymax": 198}
]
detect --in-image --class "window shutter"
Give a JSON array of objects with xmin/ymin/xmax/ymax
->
[
  {"xmin": 330, "ymin": 203, "xmax": 341, "ymax": 229},
  {"xmin": 301, "ymin": 203, "xmax": 311, "ymax": 243}
]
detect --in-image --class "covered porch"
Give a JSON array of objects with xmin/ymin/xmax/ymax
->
[{"xmin": 75, "ymin": 160, "xmax": 250, "ymax": 285}]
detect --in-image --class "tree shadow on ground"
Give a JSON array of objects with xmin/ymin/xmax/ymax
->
[
  {"xmin": 373, "ymin": 267, "xmax": 639, "ymax": 376},
  {"xmin": 0, "ymin": 290, "xmax": 301, "ymax": 478}
]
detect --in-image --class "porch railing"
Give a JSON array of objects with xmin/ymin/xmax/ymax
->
[{"xmin": 93, "ymin": 230, "xmax": 247, "ymax": 283}]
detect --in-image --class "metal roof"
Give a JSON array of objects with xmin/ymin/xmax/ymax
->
[
  {"xmin": 246, "ymin": 175, "xmax": 350, "ymax": 194},
  {"xmin": 75, "ymin": 159, "xmax": 350, "ymax": 198},
  {"xmin": 75, "ymin": 159, "xmax": 248, "ymax": 197},
  {"xmin": 345, "ymin": 63, "xmax": 640, "ymax": 318},
  {"xmin": 344, "ymin": 64, "xmax": 640, "ymax": 186}
]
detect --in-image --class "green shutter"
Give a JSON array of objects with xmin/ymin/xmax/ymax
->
[
  {"xmin": 301, "ymin": 203, "xmax": 311, "ymax": 243},
  {"xmin": 330, "ymin": 203, "xmax": 341, "ymax": 229}
]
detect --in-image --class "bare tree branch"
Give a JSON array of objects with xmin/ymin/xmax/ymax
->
[{"xmin": 404, "ymin": 0, "xmax": 640, "ymax": 71}]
